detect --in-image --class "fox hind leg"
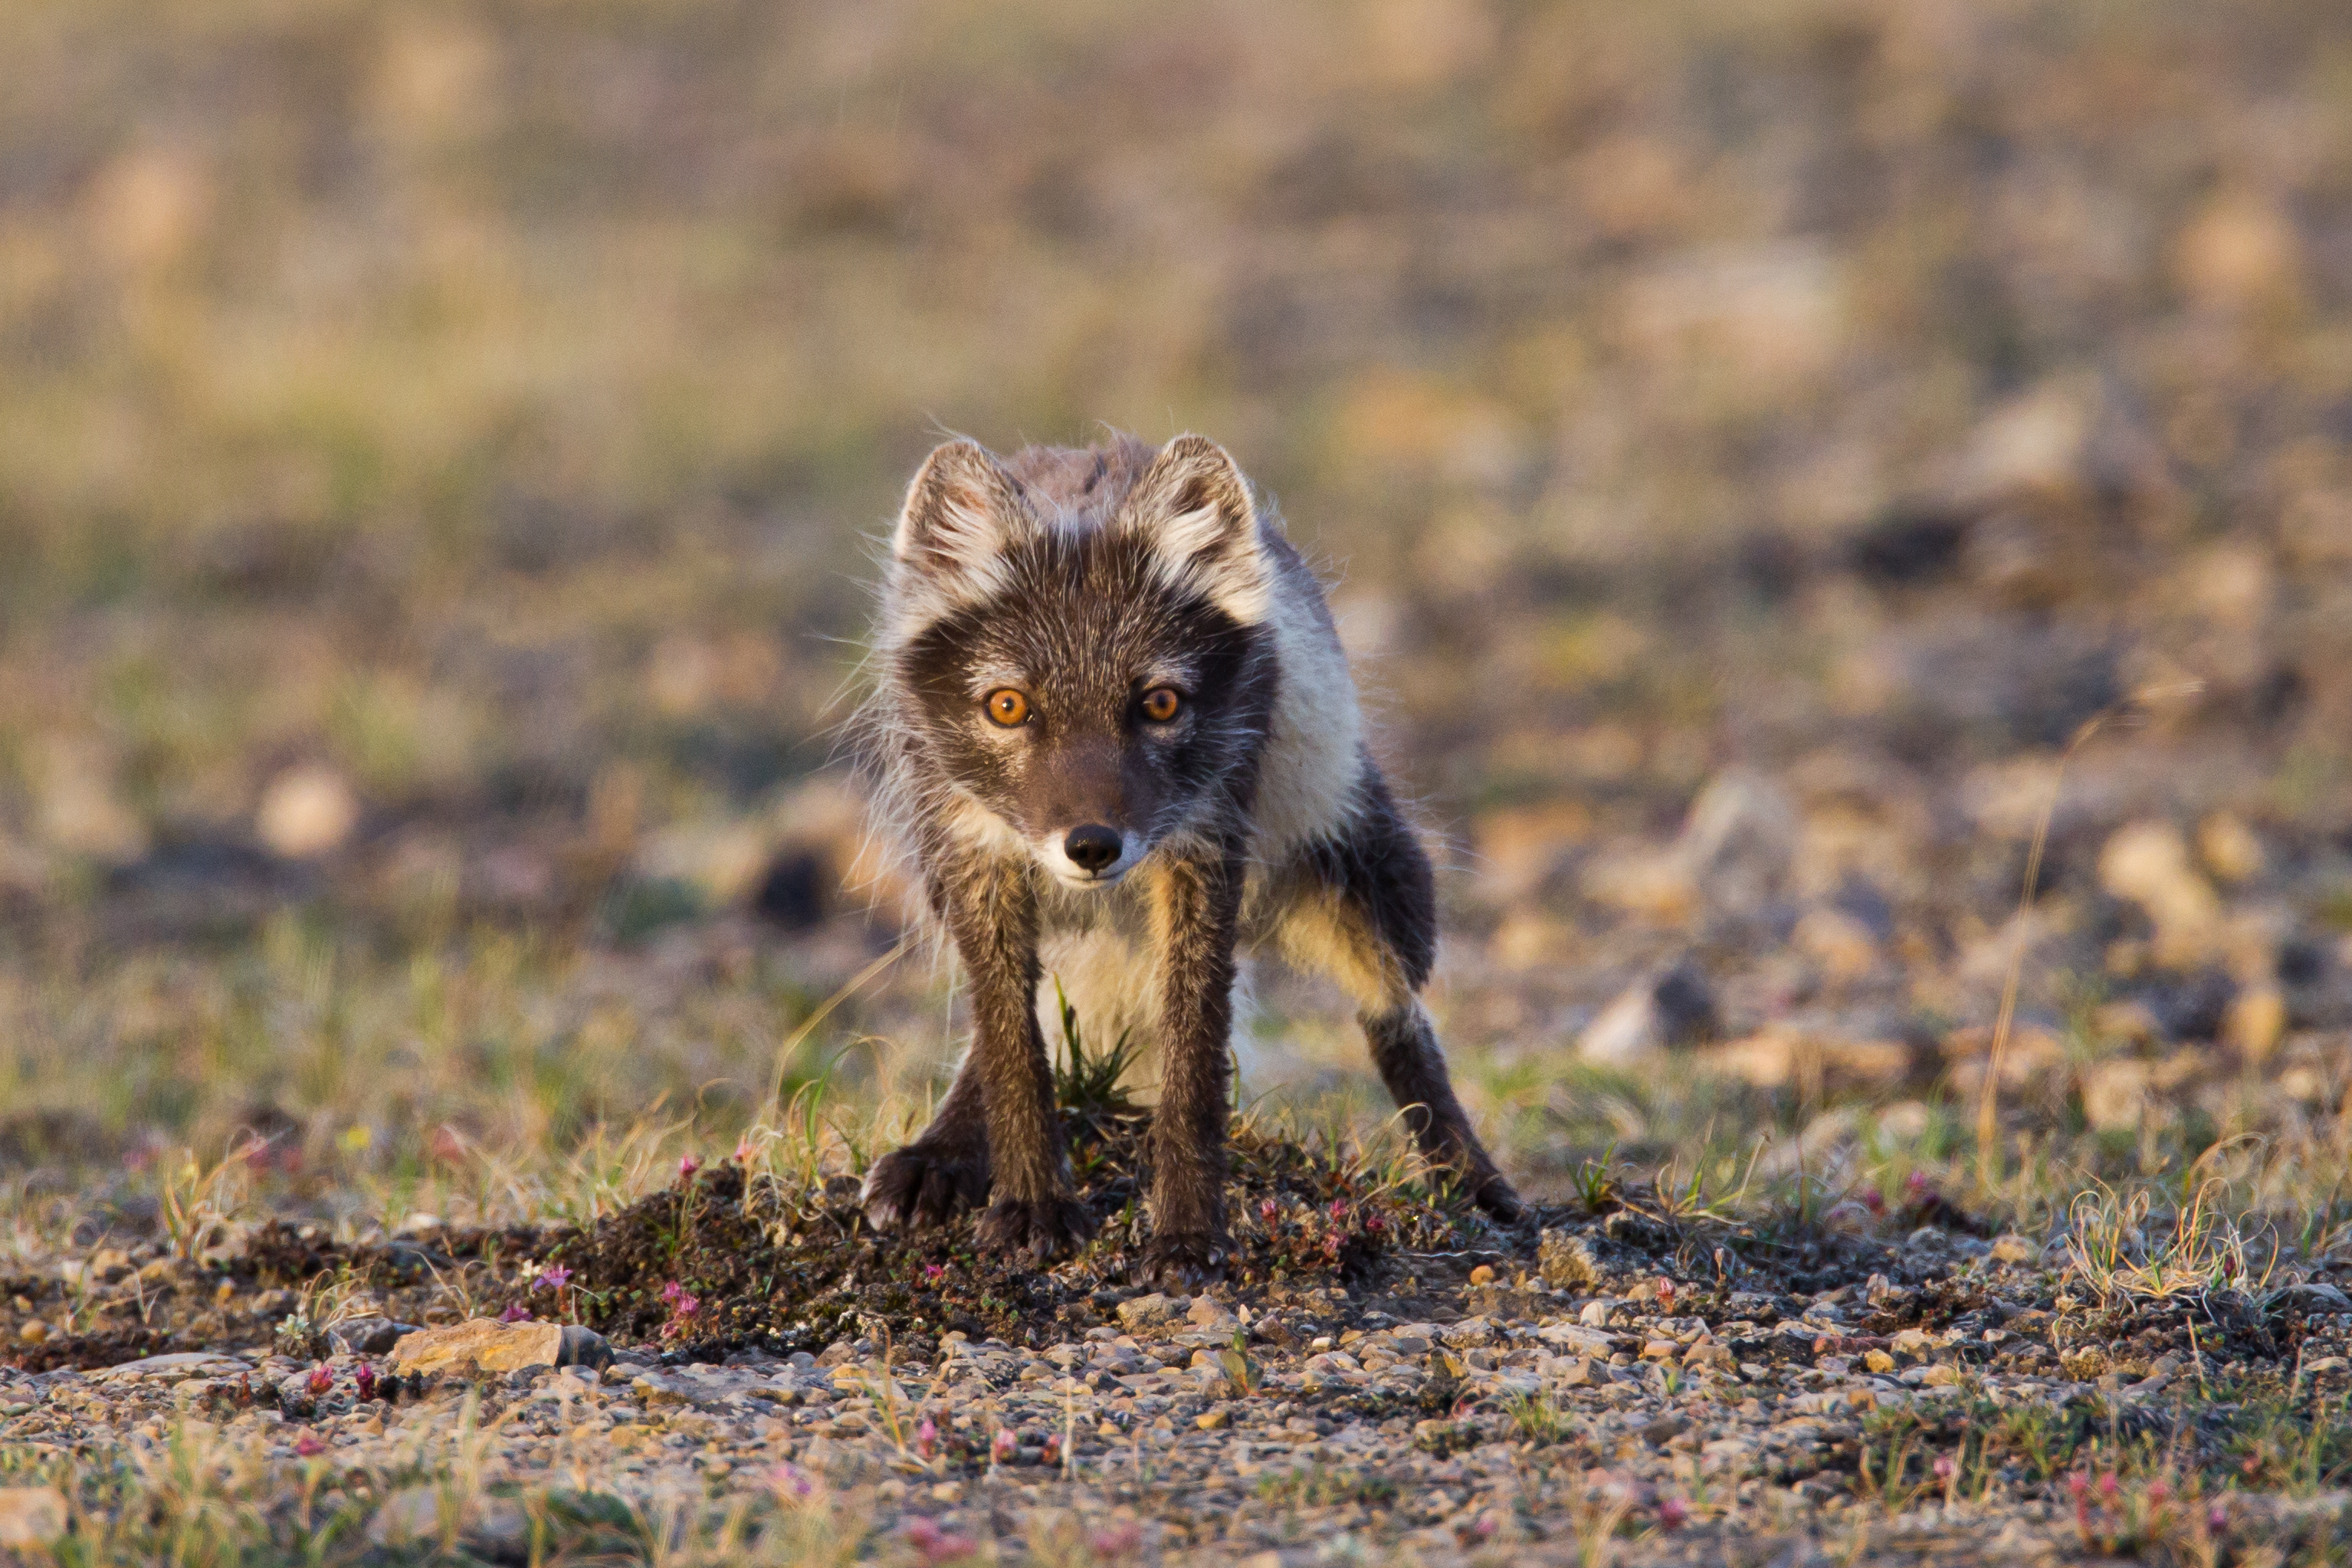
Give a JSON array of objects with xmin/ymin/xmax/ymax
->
[{"xmin": 1277, "ymin": 776, "xmax": 1523, "ymax": 1220}]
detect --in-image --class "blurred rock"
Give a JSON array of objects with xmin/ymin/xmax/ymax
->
[
  {"xmin": 1942, "ymin": 1022, "xmax": 2065, "ymax": 1095},
  {"xmin": 0, "ymin": 1488, "xmax": 67, "ymax": 1548},
  {"xmin": 35, "ymin": 743, "xmax": 147, "ymax": 863},
  {"xmin": 2140, "ymin": 968, "xmax": 2237, "ymax": 1042},
  {"xmin": 1621, "ymin": 240, "xmax": 1847, "ymax": 385},
  {"xmin": 1847, "ymin": 507, "xmax": 1971, "ymax": 585},
  {"xmin": 1949, "ymin": 382, "xmax": 2093, "ymax": 507},
  {"xmin": 2080, "ymin": 1058, "xmax": 2150, "ymax": 1132},
  {"xmin": 256, "ymin": 765, "xmax": 360, "ymax": 860},
  {"xmin": 1576, "ymin": 963, "xmax": 1717, "ymax": 1065},
  {"xmin": 2224, "ymin": 986, "xmax": 2286, "ymax": 1066},
  {"xmin": 1472, "ymin": 801, "xmax": 1592, "ymax": 904},
  {"xmin": 1701, "ymin": 1032, "xmax": 1917, "ymax": 1091},
  {"xmin": 328, "ymin": 1317, "xmax": 422, "ymax": 1356},
  {"xmin": 2098, "ymin": 820, "xmax": 2221, "ymax": 966},
  {"xmin": 1676, "ymin": 769, "xmax": 1798, "ymax": 915},
  {"xmin": 2173, "ymin": 186, "xmax": 2303, "ymax": 313},
  {"xmin": 1794, "ymin": 906, "xmax": 1880, "ymax": 984},
  {"xmin": 2196, "ymin": 812, "xmax": 2265, "ymax": 885}
]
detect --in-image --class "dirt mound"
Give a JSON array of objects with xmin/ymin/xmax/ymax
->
[{"xmin": 502, "ymin": 1115, "xmax": 1501, "ymax": 1356}]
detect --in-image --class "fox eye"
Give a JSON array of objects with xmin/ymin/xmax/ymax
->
[
  {"xmin": 1140, "ymin": 687, "xmax": 1183, "ymax": 723},
  {"xmin": 983, "ymin": 689, "xmax": 1030, "ymax": 727}
]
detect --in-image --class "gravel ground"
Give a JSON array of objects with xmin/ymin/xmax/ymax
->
[{"xmin": 6, "ymin": 1192, "xmax": 2351, "ymax": 1564}]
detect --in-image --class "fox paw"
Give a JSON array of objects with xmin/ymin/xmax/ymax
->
[
  {"xmin": 1140, "ymin": 1231, "xmax": 1229, "ymax": 1290},
  {"xmin": 861, "ymin": 1143, "xmax": 990, "ymax": 1230},
  {"xmin": 973, "ymin": 1196, "xmax": 1097, "ymax": 1264}
]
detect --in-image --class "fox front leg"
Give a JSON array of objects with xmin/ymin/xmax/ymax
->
[
  {"xmin": 861, "ymin": 857, "xmax": 1093, "ymax": 1261},
  {"xmin": 949, "ymin": 857, "xmax": 1094, "ymax": 1261},
  {"xmin": 1140, "ymin": 851, "xmax": 1245, "ymax": 1288}
]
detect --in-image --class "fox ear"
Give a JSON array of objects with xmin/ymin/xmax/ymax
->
[
  {"xmin": 892, "ymin": 439, "xmax": 1030, "ymax": 597},
  {"xmin": 1125, "ymin": 435, "xmax": 1268, "ymax": 623}
]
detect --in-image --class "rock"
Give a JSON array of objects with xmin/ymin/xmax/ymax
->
[
  {"xmin": 96, "ymin": 1352, "xmax": 252, "ymax": 1383},
  {"xmin": 1676, "ymin": 769, "xmax": 1797, "ymax": 912},
  {"xmin": 1196, "ymin": 1409, "xmax": 1228, "ymax": 1430},
  {"xmin": 1553, "ymin": 1356, "xmax": 1597, "ymax": 1387},
  {"xmin": 2272, "ymin": 1282, "xmax": 2352, "ymax": 1317},
  {"xmin": 327, "ymin": 1317, "xmax": 423, "ymax": 1356},
  {"xmin": 368, "ymin": 1486, "xmax": 526, "ymax": 1556},
  {"xmin": 2173, "ymin": 185, "xmax": 2303, "ymax": 313},
  {"xmin": 1538, "ymin": 1230, "xmax": 1606, "ymax": 1291},
  {"xmin": 256, "ymin": 764, "xmax": 360, "ymax": 859},
  {"xmin": 1795, "ymin": 906, "xmax": 1880, "ymax": 983},
  {"xmin": 2081, "ymin": 1058, "xmax": 2151, "ymax": 1132},
  {"xmin": 1576, "ymin": 963, "xmax": 1717, "ymax": 1065},
  {"xmin": 389, "ymin": 1318, "xmax": 609, "ymax": 1376},
  {"xmin": 1468, "ymin": 1265, "xmax": 1496, "ymax": 1286},
  {"xmin": 0, "ymin": 1488, "xmax": 67, "ymax": 1548},
  {"xmin": 1117, "ymin": 1294, "xmax": 1184, "ymax": 1331},
  {"xmin": 2224, "ymin": 987, "xmax": 2286, "ymax": 1066},
  {"xmin": 1186, "ymin": 1295, "xmax": 1236, "ymax": 1328},
  {"xmin": 1989, "ymin": 1235, "xmax": 2037, "ymax": 1265},
  {"xmin": 1579, "ymin": 1297, "xmax": 1619, "ymax": 1327},
  {"xmin": 2198, "ymin": 813, "xmax": 2266, "ymax": 884},
  {"xmin": 2099, "ymin": 821, "xmax": 2221, "ymax": 966},
  {"xmin": 1534, "ymin": 1323, "xmax": 1613, "ymax": 1357}
]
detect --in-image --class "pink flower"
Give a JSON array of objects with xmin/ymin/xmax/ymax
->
[
  {"xmin": 1862, "ymin": 1187, "xmax": 1885, "ymax": 1214},
  {"xmin": 2098, "ymin": 1471, "xmax": 2119, "ymax": 1499},
  {"xmin": 992, "ymin": 1427, "xmax": 1017, "ymax": 1464},
  {"xmin": 2208, "ymin": 1502, "xmax": 2228, "ymax": 1534},
  {"xmin": 1933, "ymin": 1455, "xmax": 1956, "ymax": 1481},
  {"xmin": 1655, "ymin": 1278, "xmax": 1675, "ymax": 1307},
  {"xmin": 678, "ymin": 1153, "xmax": 702, "ymax": 1180},
  {"xmin": 923, "ymin": 1264, "xmax": 947, "ymax": 1286},
  {"xmin": 354, "ymin": 1363, "xmax": 377, "ymax": 1401},
  {"xmin": 1322, "ymin": 1233, "xmax": 1343, "ymax": 1259},
  {"xmin": 1330, "ymin": 1199, "xmax": 1348, "ymax": 1222},
  {"xmin": 1657, "ymin": 1496, "xmax": 1688, "ymax": 1530},
  {"xmin": 906, "ymin": 1517, "xmax": 978, "ymax": 1564},
  {"xmin": 916, "ymin": 1416, "xmax": 937, "ymax": 1459},
  {"xmin": 768, "ymin": 1462, "xmax": 815, "ymax": 1500},
  {"xmin": 307, "ymin": 1365, "xmax": 333, "ymax": 1396},
  {"xmin": 1260, "ymin": 1199, "xmax": 1279, "ymax": 1225},
  {"xmin": 294, "ymin": 1432, "xmax": 325, "ymax": 1458},
  {"xmin": 1468, "ymin": 1514, "xmax": 1499, "ymax": 1540},
  {"xmin": 2067, "ymin": 1473, "xmax": 2090, "ymax": 1503},
  {"xmin": 1363, "ymin": 1211, "xmax": 1385, "ymax": 1233},
  {"xmin": 1906, "ymin": 1171, "xmax": 1934, "ymax": 1199},
  {"xmin": 1042, "ymin": 1433, "xmax": 1063, "ymax": 1465},
  {"xmin": 500, "ymin": 1301, "xmax": 533, "ymax": 1323},
  {"xmin": 534, "ymin": 1265, "xmax": 572, "ymax": 1292},
  {"xmin": 2147, "ymin": 1479, "xmax": 2170, "ymax": 1505},
  {"xmin": 1090, "ymin": 1519, "xmax": 1144, "ymax": 1557},
  {"xmin": 733, "ymin": 1135, "xmax": 756, "ymax": 1163}
]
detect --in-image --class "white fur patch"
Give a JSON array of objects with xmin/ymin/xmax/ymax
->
[{"xmin": 1247, "ymin": 549, "xmax": 1365, "ymax": 861}]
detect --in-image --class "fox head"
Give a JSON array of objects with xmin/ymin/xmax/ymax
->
[{"xmin": 879, "ymin": 434, "xmax": 1281, "ymax": 887}]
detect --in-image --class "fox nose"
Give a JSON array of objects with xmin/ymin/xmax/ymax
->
[{"xmin": 1063, "ymin": 824, "xmax": 1123, "ymax": 874}]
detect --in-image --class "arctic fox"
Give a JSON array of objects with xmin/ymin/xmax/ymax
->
[{"xmin": 857, "ymin": 432, "xmax": 1520, "ymax": 1285}]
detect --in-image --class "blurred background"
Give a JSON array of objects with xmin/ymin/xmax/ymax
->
[{"xmin": 2, "ymin": 0, "xmax": 2350, "ymax": 1220}]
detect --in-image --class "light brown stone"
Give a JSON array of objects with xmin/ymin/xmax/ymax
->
[
  {"xmin": 0, "ymin": 1488, "xmax": 67, "ymax": 1548},
  {"xmin": 388, "ymin": 1318, "xmax": 609, "ymax": 1375}
]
